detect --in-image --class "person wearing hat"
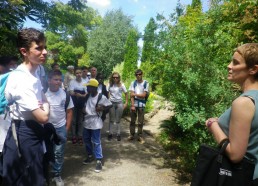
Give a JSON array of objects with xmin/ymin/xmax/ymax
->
[
  {"xmin": 82, "ymin": 79, "xmax": 112, "ymax": 173},
  {"xmin": 64, "ymin": 65, "xmax": 75, "ymax": 91}
]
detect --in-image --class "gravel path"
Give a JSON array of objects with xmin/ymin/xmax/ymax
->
[{"xmin": 52, "ymin": 109, "xmax": 190, "ymax": 186}]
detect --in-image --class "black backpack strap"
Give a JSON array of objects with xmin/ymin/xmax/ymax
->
[
  {"xmin": 95, "ymin": 93, "xmax": 102, "ymax": 118},
  {"xmin": 133, "ymin": 80, "xmax": 137, "ymax": 89},
  {"xmin": 85, "ymin": 93, "xmax": 90, "ymax": 102},
  {"xmin": 96, "ymin": 93, "xmax": 102, "ymax": 106},
  {"xmin": 143, "ymin": 80, "xmax": 147, "ymax": 88},
  {"xmin": 64, "ymin": 91, "xmax": 70, "ymax": 110}
]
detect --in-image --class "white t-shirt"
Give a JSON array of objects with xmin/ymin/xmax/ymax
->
[
  {"xmin": 69, "ymin": 79, "xmax": 87, "ymax": 92},
  {"xmin": 107, "ymin": 83, "xmax": 127, "ymax": 103},
  {"xmin": 5, "ymin": 64, "xmax": 43, "ymax": 120},
  {"xmin": 45, "ymin": 88, "xmax": 74, "ymax": 128},
  {"xmin": 36, "ymin": 65, "xmax": 46, "ymax": 79},
  {"xmin": 129, "ymin": 80, "xmax": 149, "ymax": 108},
  {"xmin": 83, "ymin": 93, "xmax": 112, "ymax": 129},
  {"xmin": 0, "ymin": 114, "xmax": 11, "ymax": 152}
]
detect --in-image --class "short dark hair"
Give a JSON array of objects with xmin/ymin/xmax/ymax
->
[
  {"xmin": 81, "ymin": 66, "xmax": 88, "ymax": 70},
  {"xmin": 17, "ymin": 28, "xmax": 46, "ymax": 51},
  {"xmin": 96, "ymin": 72, "xmax": 104, "ymax": 79},
  {"xmin": 48, "ymin": 70, "xmax": 62, "ymax": 80},
  {"xmin": 135, "ymin": 69, "xmax": 143, "ymax": 75}
]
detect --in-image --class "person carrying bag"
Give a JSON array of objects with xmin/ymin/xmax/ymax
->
[
  {"xmin": 191, "ymin": 43, "xmax": 258, "ymax": 186},
  {"xmin": 191, "ymin": 139, "xmax": 255, "ymax": 186}
]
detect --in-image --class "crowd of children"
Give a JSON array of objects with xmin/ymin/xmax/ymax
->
[{"xmin": 0, "ymin": 28, "xmax": 150, "ymax": 186}]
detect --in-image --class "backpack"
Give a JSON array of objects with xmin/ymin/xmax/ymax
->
[
  {"xmin": 85, "ymin": 93, "xmax": 102, "ymax": 107},
  {"xmin": 0, "ymin": 73, "xmax": 11, "ymax": 114},
  {"xmin": 84, "ymin": 93, "xmax": 110, "ymax": 121},
  {"xmin": 133, "ymin": 80, "xmax": 149, "ymax": 103},
  {"xmin": 64, "ymin": 91, "xmax": 70, "ymax": 110}
]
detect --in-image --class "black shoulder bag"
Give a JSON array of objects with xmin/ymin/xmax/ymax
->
[{"xmin": 191, "ymin": 138, "xmax": 255, "ymax": 186}]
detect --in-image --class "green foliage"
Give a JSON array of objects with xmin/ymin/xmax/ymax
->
[
  {"xmin": 113, "ymin": 62, "xmax": 124, "ymax": 78},
  {"xmin": 78, "ymin": 53, "xmax": 90, "ymax": 67},
  {"xmin": 44, "ymin": 2, "xmax": 101, "ymax": 68},
  {"xmin": 148, "ymin": 1, "xmax": 256, "ymax": 174},
  {"xmin": 191, "ymin": 0, "xmax": 202, "ymax": 9},
  {"xmin": 141, "ymin": 17, "xmax": 157, "ymax": 63},
  {"xmin": 87, "ymin": 9, "xmax": 136, "ymax": 78},
  {"xmin": 0, "ymin": 0, "xmax": 48, "ymax": 56},
  {"xmin": 122, "ymin": 29, "xmax": 139, "ymax": 80}
]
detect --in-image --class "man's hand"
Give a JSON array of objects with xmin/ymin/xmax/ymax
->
[{"xmin": 96, "ymin": 105, "xmax": 104, "ymax": 112}]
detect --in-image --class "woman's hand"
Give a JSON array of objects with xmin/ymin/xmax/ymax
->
[{"xmin": 205, "ymin": 117, "xmax": 218, "ymax": 128}]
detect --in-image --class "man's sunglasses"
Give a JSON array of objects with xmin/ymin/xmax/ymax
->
[{"xmin": 113, "ymin": 77, "xmax": 119, "ymax": 79}]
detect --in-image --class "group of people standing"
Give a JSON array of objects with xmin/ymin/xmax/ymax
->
[{"xmin": 0, "ymin": 28, "xmax": 150, "ymax": 186}]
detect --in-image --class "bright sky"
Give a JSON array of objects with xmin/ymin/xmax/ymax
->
[
  {"xmin": 25, "ymin": 0, "xmax": 209, "ymax": 34},
  {"xmin": 86, "ymin": 0, "xmax": 206, "ymax": 33}
]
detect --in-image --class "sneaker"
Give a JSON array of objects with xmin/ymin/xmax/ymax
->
[
  {"xmin": 127, "ymin": 135, "xmax": 134, "ymax": 141},
  {"xmin": 95, "ymin": 160, "xmax": 102, "ymax": 173},
  {"xmin": 117, "ymin": 135, "xmax": 121, "ymax": 141},
  {"xmin": 83, "ymin": 155, "xmax": 94, "ymax": 164},
  {"xmin": 52, "ymin": 176, "xmax": 64, "ymax": 186},
  {"xmin": 108, "ymin": 134, "xmax": 112, "ymax": 141},
  {"xmin": 138, "ymin": 137, "xmax": 145, "ymax": 144}
]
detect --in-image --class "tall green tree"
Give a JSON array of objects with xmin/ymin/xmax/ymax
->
[
  {"xmin": 155, "ymin": 0, "xmax": 258, "ymax": 173},
  {"xmin": 191, "ymin": 0, "xmax": 202, "ymax": 8},
  {"xmin": 44, "ymin": 2, "xmax": 101, "ymax": 67},
  {"xmin": 0, "ymin": 0, "xmax": 49, "ymax": 55},
  {"xmin": 87, "ymin": 9, "xmax": 135, "ymax": 78},
  {"xmin": 141, "ymin": 17, "xmax": 157, "ymax": 63},
  {"xmin": 67, "ymin": 0, "xmax": 87, "ymax": 11},
  {"xmin": 122, "ymin": 29, "xmax": 139, "ymax": 80}
]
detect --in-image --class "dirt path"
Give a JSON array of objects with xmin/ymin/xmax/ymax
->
[{"xmin": 56, "ymin": 108, "xmax": 190, "ymax": 186}]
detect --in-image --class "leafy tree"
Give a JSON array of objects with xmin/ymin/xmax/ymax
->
[
  {"xmin": 0, "ymin": 0, "xmax": 49, "ymax": 55},
  {"xmin": 155, "ymin": 1, "xmax": 258, "ymax": 173},
  {"xmin": 44, "ymin": 2, "xmax": 101, "ymax": 68},
  {"xmin": 87, "ymin": 9, "xmax": 135, "ymax": 78},
  {"xmin": 67, "ymin": 0, "xmax": 87, "ymax": 11},
  {"xmin": 175, "ymin": 0, "xmax": 185, "ymax": 17},
  {"xmin": 122, "ymin": 29, "xmax": 139, "ymax": 80},
  {"xmin": 191, "ymin": 0, "xmax": 202, "ymax": 9},
  {"xmin": 141, "ymin": 17, "xmax": 157, "ymax": 63}
]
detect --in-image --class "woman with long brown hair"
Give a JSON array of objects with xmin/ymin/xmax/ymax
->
[{"xmin": 107, "ymin": 72, "xmax": 128, "ymax": 141}]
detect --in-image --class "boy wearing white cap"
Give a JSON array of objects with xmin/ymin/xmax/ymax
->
[{"xmin": 82, "ymin": 79, "xmax": 112, "ymax": 173}]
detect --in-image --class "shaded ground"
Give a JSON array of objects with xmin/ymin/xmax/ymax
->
[{"xmin": 53, "ymin": 106, "xmax": 190, "ymax": 186}]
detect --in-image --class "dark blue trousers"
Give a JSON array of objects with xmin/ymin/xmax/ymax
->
[{"xmin": 0, "ymin": 120, "xmax": 45, "ymax": 186}]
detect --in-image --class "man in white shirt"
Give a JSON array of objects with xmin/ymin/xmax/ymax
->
[
  {"xmin": 128, "ymin": 69, "xmax": 149, "ymax": 144},
  {"xmin": 1, "ymin": 28, "xmax": 50, "ymax": 185}
]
